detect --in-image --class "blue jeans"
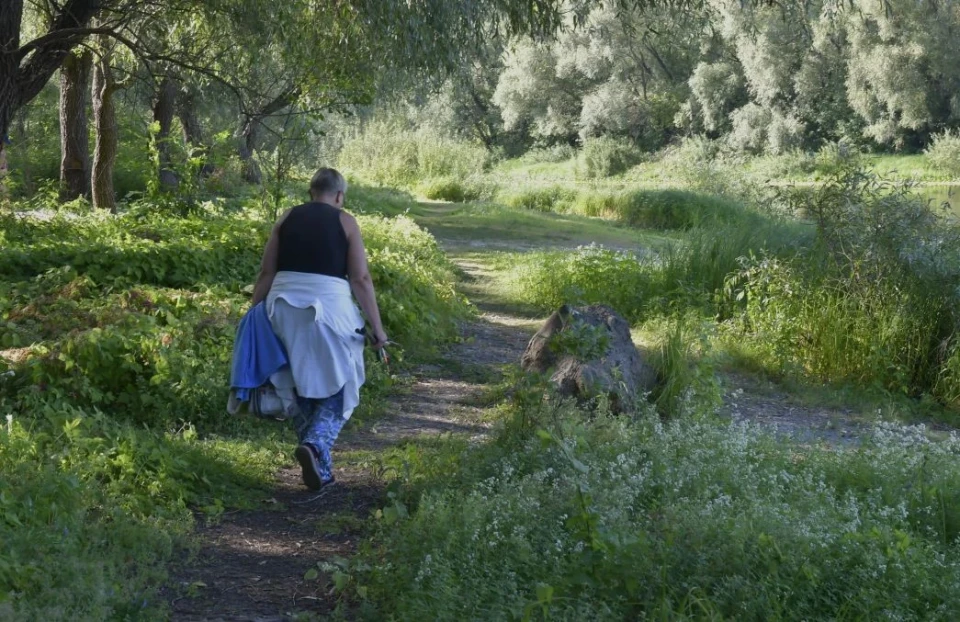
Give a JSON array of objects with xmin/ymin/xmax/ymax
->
[{"xmin": 291, "ymin": 389, "xmax": 346, "ymax": 483}]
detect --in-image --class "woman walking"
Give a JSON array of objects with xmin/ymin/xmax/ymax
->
[{"xmin": 250, "ymin": 167, "xmax": 388, "ymax": 490}]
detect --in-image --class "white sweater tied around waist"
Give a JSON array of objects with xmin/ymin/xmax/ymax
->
[{"xmin": 266, "ymin": 271, "xmax": 366, "ymax": 419}]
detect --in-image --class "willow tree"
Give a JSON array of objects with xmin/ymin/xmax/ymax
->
[{"xmin": 3, "ymin": 0, "xmax": 714, "ymax": 187}]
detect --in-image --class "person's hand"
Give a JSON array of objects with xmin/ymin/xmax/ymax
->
[{"xmin": 370, "ymin": 329, "xmax": 389, "ymax": 350}]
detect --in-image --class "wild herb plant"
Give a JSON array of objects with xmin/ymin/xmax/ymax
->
[{"xmin": 354, "ymin": 394, "xmax": 960, "ymax": 620}]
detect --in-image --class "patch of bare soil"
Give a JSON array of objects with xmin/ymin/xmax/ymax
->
[
  {"xmin": 163, "ymin": 277, "xmax": 537, "ymax": 620},
  {"xmin": 165, "ymin": 468, "xmax": 379, "ymax": 622},
  {"xmin": 717, "ymin": 372, "xmax": 874, "ymax": 446}
]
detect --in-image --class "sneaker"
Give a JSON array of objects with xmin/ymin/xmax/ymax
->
[{"xmin": 294, "ymin": 444, "xmax": 323, "ymax": 491}]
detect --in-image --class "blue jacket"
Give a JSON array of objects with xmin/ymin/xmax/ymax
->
[{"xmin": 229, "ymin": 302, "xmax": 289, "ymax": 401}]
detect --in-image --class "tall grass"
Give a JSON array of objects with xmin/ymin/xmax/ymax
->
[
  {"xmin": 726, "ymin": 165, "xmax": 960, "ymax": 405},
  {"xmin": 503, "ymin": 215, "xmax": 803, "ymax": 322},
  {"xmin": 338, "ymin": 120, "xmax": 489, "ymax": 188},
  {"xmin": 499, "ymin": 184, "xmax": 774, "ymax": 232}
]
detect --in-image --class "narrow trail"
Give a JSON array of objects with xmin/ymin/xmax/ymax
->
[
  {"xmin": 164, "ymin": 248, "xmax": 538, "ymax": 621},
  {"xmin": 164, "ymin": 201, "xmax": 909, "ymax": 620}
]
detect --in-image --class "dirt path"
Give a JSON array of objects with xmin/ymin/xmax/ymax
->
[
  {"xmin": 164, "ymin": 257, "xmax": 537, "ymax": 621},
  {"xmin": 163, "ymin": 204, "xmax": 902, "ymax": 619}
]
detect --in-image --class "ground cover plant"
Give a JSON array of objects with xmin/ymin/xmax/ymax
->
[
  {"xmin": 0, "ymin": 189, "xmax": 470, "ymax": 619},
  {"xmin": 353, "ymin": 394, "xmax": 960, "ymax": 620}
]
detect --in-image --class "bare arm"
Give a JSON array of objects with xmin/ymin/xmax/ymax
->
[
  {"xmin": 342, "ymin": 212, "xmax": 388, "ymax": 349},
  {"xmin": 251, "ymin": 210, "xmax": 291, "ymax": 306}
]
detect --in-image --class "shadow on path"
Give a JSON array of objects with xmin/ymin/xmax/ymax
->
[{"xmin": 164, "ymin": 250, "xmax": 539, "ymax": 620}]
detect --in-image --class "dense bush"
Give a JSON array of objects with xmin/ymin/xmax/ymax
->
[
  {"xmin": 578, "ymin": 136, "xmax": 645, "ymax": 178},
  {"xmin": 924, "ymin": 130, "xmax": 960, "ymax": 177},
  {"xmin": 338, "ymin": 120, "xmax": 489, "ymax": 188},
  {"xmin": 358, "ymin": 399, "xmax": 960, "ymax": 620}
]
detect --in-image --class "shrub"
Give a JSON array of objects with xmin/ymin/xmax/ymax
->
[
  {"xmin": 765, "ymin": 110, "xmax": 804, "ymax": 155},
  {"xmin": 813, "ymin": 140, "xmax": 861, "ymax": 177},
  {"xmin": 417, "ymin": 177, "xmax": 490, "ymax": 203},
  {"xmin": 499, "ymin": 186, "xmax": 577, "ymax": 212},
  {"xmin": 727, "ymin": 103, "xmax": 771, "ymax": 154},
  {"xmin": 924, "ymin": 129, "xmax": 960, "ymax": 177},
  {"xmin": 578, "ymin": 136, "xmax": 645, "ymax": 178}
]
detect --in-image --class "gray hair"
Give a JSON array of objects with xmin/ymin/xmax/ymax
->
[{"xmin": 309, "ymin": 167, "xmax": 347, "ymax": 197}]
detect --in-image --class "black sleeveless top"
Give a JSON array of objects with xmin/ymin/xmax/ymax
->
[{"xmin": 276, "ymin": 202, "xmax": 349, "ymax": 279}]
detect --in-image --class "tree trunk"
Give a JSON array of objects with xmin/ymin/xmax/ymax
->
[
  {"xmin": 0, "ymin": 0, "xmax": 23, "ymax": 196},
  {"xmin": 238, "ymin": 117, "xmax": 262, "ymax": 184},
  {"xmin": 153, "ymin": 77, "xmax": 179, "ymax": 192},
  {"xmin": 59, "ymin": 50, "xmax": 92, "ymax": 201},
  {"xmin": 236, "ymin": 87, "xmax": 299, "ymax": 185},
  {"xmin": 91, "ymin": 46, "xmax": 119, "ymax": 212},
  {"xmin": 1, "ymin": 0, "xmax": 102, "ymax": 195},
  {"xmin": 177, "ymin": 88, "xmax": 214, "ymax": 177},
  {"xmin": 14, "ymin": 108, "xmax": 30, "ymax": 194}
]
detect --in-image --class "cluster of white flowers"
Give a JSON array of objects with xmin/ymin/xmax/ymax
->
[{"xmin": 388, "ymin": 402, "xmax": 960, "ymax": 619}]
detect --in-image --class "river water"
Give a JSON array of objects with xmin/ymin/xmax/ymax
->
[{"xmin": 916, "ymin": 185, "xmax": 960, "ymax": 217}]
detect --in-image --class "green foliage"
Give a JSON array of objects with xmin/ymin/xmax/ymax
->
[
  {"xmin": 0, "ymin": 212, "xmax": 265, "ymax": 288},
  {"xmin": 547, "ymin": 319, "xmax": 611, "ymax": 362},
  {"xmin": 647, "ymin": 314, "xmax": 720, "ymax": 418},
  {"xmin": 578, "ymin": 136, "xmax": 645, "ymax": 179},
  {"xmin": 924, "ymin": 130, "xmax": 960, "ymax": 177},
  {"xmin": 502, "ymin": 213, "xmax": 800, "ymax": 324},
  {"xmin": 417, "ymin": 177, "xmax": 490, "ymax": 203},
  {"xmin": 726, "ymin": 166, "xmax": 960, "ymax": 406},
  {"xmin": 0, "ymin": 389, "xmax": 290, "ymax": 620},
  {"xmin": 505, "ymin": 246, "xmax": 653, "ymax": 321},
  {"xmin": 347, "ymin": 184, "xmax": 418, "ymax": 217},
  {"xmin": 572, "ymin": 188, "xmax": 761, "ymax": 231},
  {"xmin": 356, "ymin": 397, "xmax": 960, "ymax": 620},
  {"xmin": 338, "ymin": 120, "xmax": 489, "ymax": 188},
  {"xmin": 519, "ymin": 145, "xmax": 577, "ymax": 164},
  {"xmin": 356, "ymin": 214, "xmax": 472, "ymax": 348},
  {"xmin": 498, "ymin": 186, "xmax": 576, "ymax": 212},
  {"xmin": 0, "ymin": 191, "xmax": 470, "ymax": 617}
]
